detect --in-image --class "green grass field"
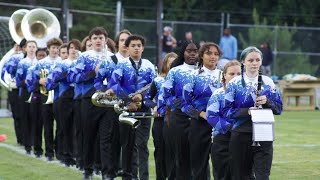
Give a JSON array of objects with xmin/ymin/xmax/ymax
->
[{"xmin": 0, "ymin": 111, "xmax": 319, "ymax": 180}]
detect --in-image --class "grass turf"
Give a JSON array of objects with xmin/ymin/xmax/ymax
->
[{"xmin": 0, "ymin": 111, "xmax": 319, "ymax": 179}]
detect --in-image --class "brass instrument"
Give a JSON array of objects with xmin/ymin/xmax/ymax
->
[
  {"xmin": 0, "ymin": 9, "xmax": 29, "ymax": 90},
  {"xmin": 26, "ymin": 92, "xmax": 33, "ymax": 103},
  {"xmin": 9, "ymin": 9, "xmax": 30, "ymax": 45},
  {"xmin": 118, "ymin": 111, "xmax": 154, "ymax": 128},
  {"xmin": 91, "ymin": 92, "xmax": 120, "ymax": 107},
  {"xmin": 113, "ymin": 83, "xmax": 152, "ymax": 114},
  {"xmin": 21, "ymin": 8, "xmax": 61, "ymax": 48},
  {"xmin": 39, "ymin": 68, "xmax": 54, "ymax": 104}
]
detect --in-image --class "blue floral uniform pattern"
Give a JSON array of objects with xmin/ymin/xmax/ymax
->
[
  {"xmin": 109, "ymin": 57, "xmax": 156, "ymax": 98},
  {"xmin": 223, "ymin": 74, "xmax": 283, "ymax": 131},
  {"xmin": 182, "ymin": 67, "xmax": 221, "ymax": 119},
  {"xmin": 162, "ymin": 63, "xmax": 195, "ymax": 112},
  {"xmin": 206, "ymin": 87, "xmax": 233, "ymax": 137}
]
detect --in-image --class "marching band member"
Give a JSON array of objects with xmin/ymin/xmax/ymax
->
[
  {"xmin": 182, "ymin": 42, "xmax": 222, "ymax": 180},
  {"xmin": 29, "ymin": 38, "xmax": 62, "ymax": 161},
  {"xmin": 110, "ymin": 29, "xmax": 131, "ymax": 176},
  {"xmin": 15, "ymin": 40, "xmax": 37, "ymax": 154},
  {"xmin": 144, "ymin": 52, "xmax": 176, "ymax": 180},
  {"xmin": 107, "ymin": 34, "xmax": 156, "ymax": 180},
  {"xmin": 5, "ymin": 40, "xmax": 26, "ymax": 145},
  {"xmin": 223, "ymin": 47, "xmax": 282, "ymax": 180},
  {"xmin": 47, "ymin": 39, "xmax": 81, "ymax": 166},
  {"xmin": 206, "ymin": 60, "xmax": 241, "ymax": 180},
  {"xmin": 73, "ymin": 27, "xmax": 113, "ymax": 180},
  {"xmin": 67, "ymin": 36, "xmax": 92, "ymax": 170},
  {"xmin": 162, "ymin": 40, "xmax": 199, "ymax": 180},
  {"xmin": 59, "ymin": 43, "xmax": 68, "ymax": 60},
  {"xmin": 24, "ymin": 48, "xmax": 48, "ymax": 158}
]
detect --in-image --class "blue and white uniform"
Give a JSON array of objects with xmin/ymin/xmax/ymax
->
[
  {"xmin": 224, "ymin": 74, "xmax": 283, "ymax": 179},
  {"xmin": 109, "ymin": 57, "xmax": 156, "ymax": 179},
  {"xmin": 181, "ymin": 66, "xmax": 221, "ymax": 179},
  {"xmin": 206, "ymin": 87, "xmax": 234, "ymax": 180},
  {"xmin": 162, "ymin": 62, "xmax": 195, "ymax": 179}
]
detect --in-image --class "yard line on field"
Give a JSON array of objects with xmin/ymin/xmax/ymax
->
[
  {"xmin": 274, "ymin": 144, "xmax": 320, "ymax": 147},
  {"xmin": 273, "ymin": 160, "xmax": 320, "ymax": 164}
]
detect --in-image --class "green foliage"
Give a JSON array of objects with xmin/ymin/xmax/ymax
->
[{"xmin": 238, "ymin": 9, "xmax": 316, "ymax": 77}]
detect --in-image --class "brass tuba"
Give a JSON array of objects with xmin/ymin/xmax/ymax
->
[
  {"xmin": 0, "ymin": 9, "xmax": 30, "ymax": 90},
  {"xmin": 21, "ymin": 8, "xmax": 61, "ymax": 48},
  {"xmin": 9, "ymin": 9, "xmax": 30, "ymax": 45}
]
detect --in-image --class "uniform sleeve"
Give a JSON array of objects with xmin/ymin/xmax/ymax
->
[
  {"xmin": 262, "ymin": 83, "xmax": 283, "ymax": 115},
  {"xmin": 75, "ymin": 56, "xmax": 96, "ymax": 83},
  {"xmin": 144, "ymin": 80, "xmax": 157, "ymax": 108},
  {"xmin": 162, "ymin": 69, "xmax": 179, "ymax": 110},
  {"xmin": 46, "ymin": 68, "xmax": 58, "ymax": 91},
  {"xmin": 15, "ymin": 62, "xmax": 25, "ymax": 88},
  {"xmin": 206, "ymin": 91, "xmax": 232, "ymax": 134},
  {"xmin": 181, "ymin": 74, "xmax": 201, "ymax": 119},
  {"xmin": 223, "ymin": 81, "xmax": 250, "ymax": 120},
  {"xmin": 94, "ymin": 60, "xmax": 108, "ymax": 91},
  {"xmin": 26, "ymin": 66, "xmax": 36, "ymax": 92},
  {"xmin": 109, "ymin": 63, "xmax": 124, "ymax": 96},
  {"xmin": 5, "ymin": 56, "xmax": 18, "ymax": 77},
  {"xmin": 157, "ymin": 86, "xmax": 166, "ymax": 117},
  {"xmin": 67, "ymin": 62, "xmax": 77, "ymax": 83}
]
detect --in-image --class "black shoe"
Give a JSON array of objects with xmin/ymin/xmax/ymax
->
[
  {"xmin": 35, "ymin": 154, "xmax": 42, "ymax": 158},
  {"xmin": 82, "ymin": 173, "xmax": 92, "ymax": 180},
  {"xmin": 94, "ymin": 168, "xmax": 101, "ymax": 176},
  {"xmin": 65, "ymin": 159, "xmax": 76, "ymax": 167},
  {"xmin": 102, "ymin": 174, "xmax": 114, "ymax": 180},
  {"xmin": 26, "ymin": 150, "xmax": 31, "ymax": 155},
  {"xmin": 46, "ymin": 156, "xmax": 53, "ymax": 161}
]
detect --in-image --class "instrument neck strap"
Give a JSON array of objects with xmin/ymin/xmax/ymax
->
[{"xmin": 129, "ymin": 57, "xmax": 142, "ymax": 91}]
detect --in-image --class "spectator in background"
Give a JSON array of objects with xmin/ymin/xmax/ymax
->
[
  {"xmin": 219, "ymin": 27, "xmax": 238, "ymax": 60},
  {"xmin": 177, "ymin": 31, "xmax": 193, "ymax": 47},
  {"xmin": 260, "ymin": 42, "xmax": 273, "ymax": 77},
  {"xmin": 161, "ymin": 26, "xmax": 176, "ymax": 69}
]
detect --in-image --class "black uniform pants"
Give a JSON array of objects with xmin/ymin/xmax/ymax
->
[
  {"xmin": 189, "ymin": 117, "xmax": 212, "ymax": 180},
  {"xmin": 30, "ymin": 94, "xmax": 43, "ymax": 155},
  {"xmin": 53, "ymin": 98, "xmax": 63, "ymax": 160},
  {"xmin": 162, "ymin": 120, "xmax": 176, "ymax": 180},
  {"xmin": 152, "ymin": 117, "xmax": 166, "ymax": 180},
  {"xmin": 229, "ymin": 131, "xmax": 273, "ymax": 180},
  {"xmin": 73, "ymin": 98, "xmax": 83, "ymax": 167},
  {"xmin": 211, "ymin": 132, "xmax": 232, "ymax": 180},
  {"xmin": 41, "ymin": 102, "xmax": 54, "ymax": 158},
  {"xmin": 59, "ymin": 97, "xmax": 74, "ymax": 162},
  {"xmin": 119, "ymin": 107, "xmax": 151, "ymax": 180},
  {"xmin": 82, "ymin": 98, "xmax": 113, "ymax": 176},
  {"xmin": 19, "ymin": 89, "xmax": 31, "ymax": 152},
  {"xmin": 170, "ymin": 110, "xmax": 191, "ymax": 180},
  {"xmin": 8, "ymin": 89, "xmax": 22, "ymax": 144}
]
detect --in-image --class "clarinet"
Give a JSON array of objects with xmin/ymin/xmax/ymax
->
[
  {"xmin": 255, "ymin": 70, "xmax": 263, "ymax": 109},
  {"xmin": 252, "ymin": 69, "xmax": 263, "ymax": 147}
]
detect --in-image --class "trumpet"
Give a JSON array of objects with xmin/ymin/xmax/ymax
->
[{"xmin": 118, "ymin": 111, "xmax": 154, "ymax": 128}]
